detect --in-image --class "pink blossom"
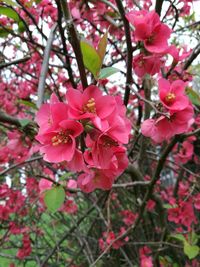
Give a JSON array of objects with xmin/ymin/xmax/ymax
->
[
  {"xmin": 133, "ymin": 53, "xmax": 163, "ymax": 77},
  {"xmin": 159, "ymin": 78, "xmax": 189, "ymax": 111},
  {"xmin": 175, "ymin": 141, "xmax": 193, "ymax": 164},
  {"xmin": 61, "ymin": 199, "xmax": 78, "ymax": 214},
  {"xmin": 39, "ymin": 178, "xmax": 53, "ymax": 193},
  {"xmin": 77, "ymin": 168, "xmax": 115, "ymax": 193},
  {"xmin": 194, "ymin": 193, "xmax": 200, "ymax": 210},
  {"xmin": 126, "ymin": 10, "xmax": 171, "ymax": 53},
  {"xmin": 66, "ymin": 85, "xmax": 116, "ymax": 122},
  {"xmin": 36, "ymin": 120, "xmax": 83, "ymax": 163},
  {"xmin": 139, "ymin": 246, "xmax": 153, "ymax": 267},
  {"xmin": 141, "ymin": 105, "xmax": 194, "ymax": 143},
  {"xmin": 67, "ymin": 179, "xmax": 77, "ymax": 189},
  {"xmin": 121, "ymin": 210, "xmax": 137, "ymax": 226}
]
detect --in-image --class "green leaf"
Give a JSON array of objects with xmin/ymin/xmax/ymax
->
[
  {"xmin": 19, "ymin": 118, "xmax": 31, "ymax": 128},
  {"xmin": 80, "ymin": 40, "xmax": 101, "ymax": 78},
  {"xmin": 98, "ymin": 67, "xmax": 120, "ymax": 79},
  {"xmin": 0, "ymin": 7, "xmax": 26, "ymax": 33},
  {"xmin": 59, "ymin": 172, "xmax": 73, "ymax": 181},
  {"xmin": 17, "ymin": 99, "xmax": 37, "ymax": 109},
  {"xmin": 184, "ymin": 242, "xmax": 199, "ymax": 260},
  {"xmin": 0, "ymin": 0, "xmax": 20, "ymax": 7},
  {"xmin": 18, "ymin": 20, "xmax": 26, "ymax": 33},
  {"xmin": 189, "ymin": 231, "xmax": 199, "ymax": 245},
  {"xmin": 44, "ymin": 186, "xmax": 65, "ymax": 213},
  {"xmin": 0, "ymin": 6, "xmax": 19, "ymax": 21},
  {"xmin": 0, "ymin": 27, "xmax": 10, "ymax": 38},
  {"xmin": 171, "ymin": 233, "xmax": 186, "ymax": 243},
  {"xmin": 185, "ymin": 87, "xmax": 200, "ymax": 106},
  {"xmin": 97, "ymin": 31, "xmax": 108, "ymax": 64}
]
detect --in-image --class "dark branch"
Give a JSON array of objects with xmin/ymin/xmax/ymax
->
[
  {"xmin": 155, "ymin": 0, "xmax": 164, "ymax": 16},
  {"xmin": 0, "ymin": 56, "xmax": 31, "ymax": 70},
  {"xmin": 60, "ymin": 0, "xmax": 88, "ymax": 89},
  {"xmin": 115, "ymin": 0, "xmax": 133, "ymax": 106}
]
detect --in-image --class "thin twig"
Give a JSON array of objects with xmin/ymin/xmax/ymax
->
[
  {"xmin": 183, "ymin": 43, "xmax": 200, "ymax": 71},
  {"xmin": 37, "ymin": 23, "xmax": 58, "ymax": 108},
  {"xmin": 115, "ymin": 0, "xmax": 133, "ymax": 106},
  {"xmin": 60, "ymin": 0, "xmax": 88, "ymax": 89},
  {"xmin": 0, "ymin": 56, "xmax": 31, "ymax": 70}
]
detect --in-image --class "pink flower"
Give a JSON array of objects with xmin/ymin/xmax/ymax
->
[
  {"xmin": 139, "ymin": 246, "xmax": 153, "ymax": 267},
  {"xmin": 77, "ymin": 168, "xmax": 115, "ymax": 193},
  {"xmin": 133, "ymin": 53, "xmax": 163, "ymax": 77},
  {"xmin": 121, "ymin": 210, "xmax": 137, "ymax": 226},
  {"xmin": 159, "ymin": 78, "xmax": 189, "ymax": 111},
  {"xmin": 175, "ymin": 141, "xmax": 193, "ymax": 164},
  {"xmin": 36, "ymin": 120, "xmax": 83, "ymax": 163},
  {"xmin": 61, "ymin": 200, "xmax": 78, "ymax": 214},
  {"xmin": 66, "ymin": 85, "xmax": 116, "ymax": 122},
  {"xmin": 126, "ymin": 10, "xmax": 171, "ymax": 53},
  {"xmin": 141, "ymin": 105, "xmax": 194, "ymax": 143},
  {"xmin": 39, "ymin": 179, "xmax": 53, "ymax": 193},
  {"xmin": 35, "ymin": 93, "xmax": 69, "ymax": 135},
  {"xmin": 194, "ymin": 193, "xmax": 200, "ymax": 210}
]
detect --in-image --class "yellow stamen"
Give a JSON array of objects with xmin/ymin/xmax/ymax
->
[
  {"xmin": 83, "ymin": 98, "xmax": 96, "ymax": 114},
  {"xmin": 51, "ymin": 131, "xmax": 69, "ymax": 146},
  {"xmin": 165, "ymin": 92, "xmax": 176, "ymax": 102}
]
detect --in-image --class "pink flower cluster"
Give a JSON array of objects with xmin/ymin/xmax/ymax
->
[
  {"xmin": 17, "ymin": 234, "xmax": 32, "ymax": 259},
  {"xmin": 126, "ymin": 10, "xmax": 171, "ymax": 77},
  {"xmin": 141, "ymin": 78, "xmax": 194, "ymax": 143},
  {"xmin": 36, "ymin": 86, "xmax": 131, "ymax": 192}
]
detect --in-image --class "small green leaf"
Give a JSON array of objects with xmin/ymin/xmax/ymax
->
[
  {"xmin": 18, "ymin": 20, "xmax": 26, "ymax": 33},
  {"xmin": 184, "ymin": 242, "xmax": 199, "ymax": 260},
  {"xmin": 171, "ymin": 233, "xmax": 186, "ymax": 243},
  {"xmin": 19, "ymin": 118, "xmax": 31, "ymax": 128},
  {"xmin": 0, "ymin": 0, "xmax": 20, "ymax": 7},
  {"xmin": 97, "ymin": 31, "xmax": 108, "ymax": 64},
  {"xmin": 44, "ymin": 186, "xmax": 65, "ymax": 213},
  {"xmin": 189, "ymin": 231, "xmax": 199, "ymax": 245},
  {"xmin": 0, "ymin": 27, "xmax": 10, "ymax": 38},
  {"xmin": 0, "ymin": 7, "xmax": 19, "ymax": 21},
  {"xmin": 0, "ymin": 7, "xmax": 26, "ymax": 34},
  {"xmin": 98, "ymin": 67, "xmax": 120, "ymax": 79},
  {"xmin": 80, "ymin": 40, "xmax": 101, "ymax": 78},
  {"xmin": 185, "ymin": 87, "xmax": 200, "ymax": 106},
  {"xmin": 163, "ymin": 204, "xmax": 177, "ymax": 209},
  {"xmin": 17, "ymin": 99, "xmax": 37, "ymax": 109},
  {"xmin": 59, "ymin": 172, "xmax": 73, "ymax": 181}
]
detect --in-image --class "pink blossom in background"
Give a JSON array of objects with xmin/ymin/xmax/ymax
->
[
  {"xmin": 141, "ymin": 105, "xmax": 194, "ymax": 143},
  {"xmin": 132, "ymin": 53, "xmax": 163, "ymax": 77},
  {"xmin": 126, "ymin": 10, "xmax": 171, "ymax": 53},
  {"xmin": 159, "ymin": 78, "xmax": 189, "ymax": 111}
]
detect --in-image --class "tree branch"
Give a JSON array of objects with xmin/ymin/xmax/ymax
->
[
  {"xmin": 55, "ymin": 0, "xmax": 77, "ymax": 88},
  {"xmin": 115, "ymin": 0, "xmax": 133, "ymax": 106},
  {"xmin": 37, "ymin": 23, "xmax": 57, "ymax": 108},
  {"xmin": 0, "ymin": 56, "xmax": 31, "ymax": 70},
  {"xmin": 60, "ymin": 0, "xmax": 88, "ymax": 89},
  {"xmin": 183, "ymin": 43, "xmax": 200, "ymax": 70},
  {"xmin": 155, "ymin": 0, "xmax": 164, "ymax": 16}
]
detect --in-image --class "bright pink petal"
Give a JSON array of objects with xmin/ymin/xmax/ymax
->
[{"xmin": 59, "ymin": 120, "xmax": 83, "ymax": 137}]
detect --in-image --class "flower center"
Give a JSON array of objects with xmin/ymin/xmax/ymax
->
[
  {"xmin": 165, "ymin": 93, "xmax": 176, "ymax": 103},
  {"xmin": 102, "ymin": 136, "xmax": 118, "ymax": 148},
  {"xmin": 138, "ymin": 59, "xmax": 145, "ymax": 67},
  {"xmin": 83, "ymin": 98, "xmax": 96, "ymax": 114},
  {"xmin": 51, "ymin": 131, "xmax": 70, "ymax": 146},
  {"xmin": 147, "ymin": 34, "xmax": 155, "ymax": 44}
]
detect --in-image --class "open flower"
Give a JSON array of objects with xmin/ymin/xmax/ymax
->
[
  {"xmin": 126, "ymin": 10, "xmax": 171, "ymax": 53},
  {"xmin": 66, "ymin": 85, "xmax": 116, "ymax": 121},
  {"xmin": 36, "ymin": 120, "xmax": 83, "ymax": 163},
  {"xmin": 159, "ymin": 78, "xmax": 189, "ymax": 111}
]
